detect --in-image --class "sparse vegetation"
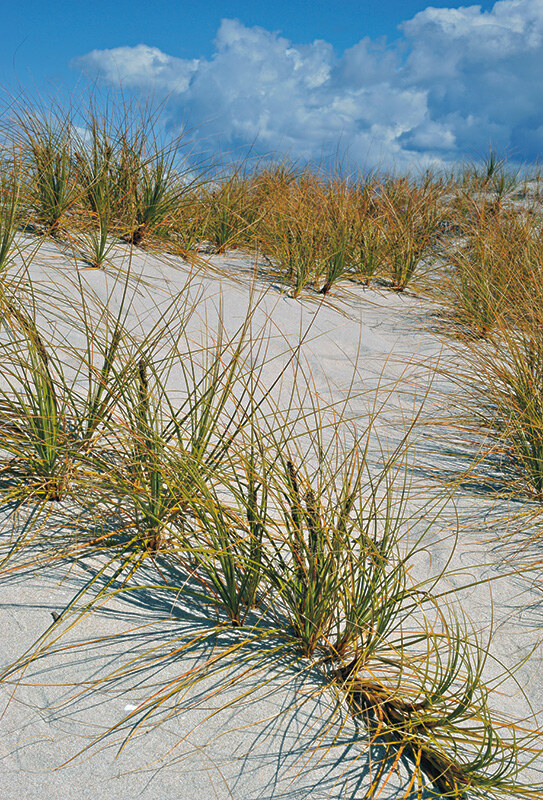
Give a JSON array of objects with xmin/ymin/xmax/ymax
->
[{"xmin": 0, "ymin": 91, "xmax": 542, "ymax": 799}]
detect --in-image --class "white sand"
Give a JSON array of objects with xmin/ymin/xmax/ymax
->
[{"xmin": 1, "ymin": 240, "xmax": 541, "ymax": 798}]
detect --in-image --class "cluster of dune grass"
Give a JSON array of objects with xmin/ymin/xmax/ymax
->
[
  {"xmin": 0, "ymin": 95, "xmax": 452, "ymax": 291},
  {"xmin": 438, "ymin": 190, "xmax": 543, "ymax": 500},
  {"xmin": 1, "ymin": 274, "xmax": 540, "ymax": 799},
  {"xmin": 0, "ymin": 94, "xmax": 537, "ymax": 295},
  {"xmin": 0, "ymin": 94, "xmax": 542, "ymax": 798},
  {"xmin": 3, "ymin": 93, "xmax": 543, "ymax": 503}
]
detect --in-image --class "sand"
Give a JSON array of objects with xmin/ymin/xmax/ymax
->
[{"xmin": 1, "ymin": 239, "xmax": 541, "ymax": 799}]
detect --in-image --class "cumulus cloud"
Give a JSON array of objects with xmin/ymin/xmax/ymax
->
[
  {"xmin": 76, "ymin": 44, "xmax": 199, "ymax": 93},
  {"xmin": 72, "ymin": 2, "xmax": 543, "ymax": 169}
]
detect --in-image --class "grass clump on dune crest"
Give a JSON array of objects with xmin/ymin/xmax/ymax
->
[
  {"xmin": 458, "ymin": 315, "xmax": 543, "ymax": 500},
  {"xmin": 255, "ymin": 167, "xmax": 327, "ymax": 296},
  {"xmin": 73, "ymin": 118, "xmax": 117, "ymax": 267},
  {"xmin": 440, "ymin": 195, "xmax": 543, "ymax": 503},
  {"xmin": 1, "ymin": 92, "xmax": 202, "ymax": 259},
  {"xmin": 444, "ymin": 202, "xmax": 543, "ymax": 336},
  {"xmin": 194, "ymin": 167, "xmax": 260, "ymax": 254},
  {"xmin": 381, "ymin": 176, "xmax": 444, "ymax": 292}
]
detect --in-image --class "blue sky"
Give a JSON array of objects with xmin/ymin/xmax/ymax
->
[
  {"xmin": 3, "ymin": 0, "xmax": 496, "ymax": 82},
  {"xmin": 3, "ymin": 0, "xmax": 542, "ymax": 170}
]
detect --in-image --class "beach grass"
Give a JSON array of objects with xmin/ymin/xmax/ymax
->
[{"xmin": 0, "ymin": 91, "xmax": 542, "ymax": 799}]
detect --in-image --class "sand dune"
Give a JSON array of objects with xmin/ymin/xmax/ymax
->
[{"xmin": 1, "ymin": 241, "xmax": 541, "ymax": 799}]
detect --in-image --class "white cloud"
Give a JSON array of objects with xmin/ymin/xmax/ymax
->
[
  {"xmin": 74, "ymin": 44, "xmax": 199, "ymax": 92},
  {"xmin": 72, "ymin": 3, "xmax": 543, "ymax": 169}
]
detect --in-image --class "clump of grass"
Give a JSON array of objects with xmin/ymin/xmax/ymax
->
[
  {"xmin": 473, "ymin": 147, "xmax": 520, "ymax": 210},
  {"xmin": 459, "ymin": 316, "xmax": 543, "ymax": 499},
  {"xmin": 195, "ymin": 170, "xmax": 256, "ymax": 254},
  {"xmin": 348, "ymin": 180, "xmax": 386, "ymax": 287},
  {"xmin": 255, "ymin": 171, "xmax": 385, "ymax": 295},
  {"xmin": 75, "ymin": 95, "xmax": 182, "ymax": 247},
  {"xmin": 445, "ymin": 203, "xmax": 543, "ymax": 336},
  {"xmin": 262, "ymin": 450, "xmax": 407, "ymax": 660},
  {"xmin": 73, "ymin": 119, "xmax": 117, "ymax": 268},
  {"xmin": 0, "ymin": 267, "xmax": 142, "ymax": 503},
  {"xmin": 31, "ymin": 141, "xmax": 74, "ymax": 236},
  {"xmin": 0, "ymin": 299, "xmax": 70, "ymax": 500},
  {"xmin": 317, "ymin": 180, "xmax": 357, "ymax": 295},
  {"xmin": 381, "ymin": 177, "xmax": 443, "ymax": 291},
  {"xmin": 338, "ymin": 617, "xmax": 539, "ymax": 799},
  {"xmin": 0, "ymin": 165, "xmax": 22, "ymax": 277},
  {"xmin": 10, "ymin": 105, "xmax": 80, "ymax": 237},
  {"xmin": 257, "ymin": 171, "xmax": 326, "ymax": 296},
  {"xmin": 124, "ymin": 356, "xmax": 173, "ymax": 549},
  {"xmin": 126, "ymin": 150, "xmax": 182, "ymax": 247}
]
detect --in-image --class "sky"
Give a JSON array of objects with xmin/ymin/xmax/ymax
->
[{"xmin": 2, "ymin": 0, "xmax": 542, "ymax": 171}]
